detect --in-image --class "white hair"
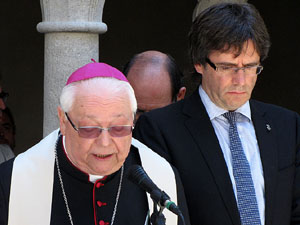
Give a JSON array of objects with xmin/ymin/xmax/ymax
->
[{"xmin": 60, "ymin": 77, "xmax": 137, "ymax": 115}]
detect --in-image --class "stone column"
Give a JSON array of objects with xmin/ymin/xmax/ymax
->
[
  {"xmin": 193, "ymin": 0, "xmax": 247, "ymax": 20},
  {"xmin": 37, "ymin": 0, "xmax": 107, "ymax": 136}
]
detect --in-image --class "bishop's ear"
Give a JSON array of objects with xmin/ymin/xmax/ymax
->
[{"xmin": 57, "ymin": 106, "xmax": 66, "ymax": 136}]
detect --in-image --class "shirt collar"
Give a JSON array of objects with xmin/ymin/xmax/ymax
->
[{"xmin": 198, "ymin": 85, "xmax": 252, "ymax": 121}]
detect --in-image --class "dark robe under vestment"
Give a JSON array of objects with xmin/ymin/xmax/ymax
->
[{"xmin": 0, "ymin": 133, "xmax": 190, "ymax": 225}]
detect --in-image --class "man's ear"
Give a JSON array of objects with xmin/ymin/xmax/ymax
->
[
  {"xmin": 176, "ymin": 87, "xmax": 186, "ymax": 101},
  {"xmin": 57, "ymin": 106, "xmax": 66, "ymax": 136},
  {"xmin": 194, "ymin": 64, "xmax": 204, "ymax": 75}
]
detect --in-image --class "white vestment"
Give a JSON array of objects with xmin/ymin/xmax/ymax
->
[{"xmin": 8, "ymin": 129, "xmax": 178, "ymax": 225}]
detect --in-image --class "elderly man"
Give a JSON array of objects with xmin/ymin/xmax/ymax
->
[
  {"xmin": 134, "ymin": 3, "xmax": 300, "ymax": 225},
  {"xmin": 123, "ymin": 50, "xmax": 186, "ymax": 121},
  {"xmin": 0, "ymin": 62, "xmax": 190, "ymax": 225}
]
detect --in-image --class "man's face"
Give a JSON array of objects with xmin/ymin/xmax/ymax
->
[
  {"xmin": 127, "ymin": 63, "xmax": 173, "ymax": 120},
  {"xmin": 0, "ymin": 87, "xmax": 6, "ymax": 113},
  {"xmin": 58, "ymin": 91, "xmax": 133, "ymax": 176},
  {"xmin": 0, "ymin": 112, "xmax": 15, "ymax": 149},
  {"xmin": 195, "ymin": 41, "xmax": 260, "ymax": 111}
]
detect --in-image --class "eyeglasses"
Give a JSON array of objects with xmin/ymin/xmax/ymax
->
[
  {"xmin": 205, "ymin": 58, "xmax": 263, "ymax": 76},
  {"xmin": 0, "ymin": 92, "xmax": 9, "ymax": 103},
  {"xmin": 65, "ymin": 113, "xmax": 134, "ymax": 139}
]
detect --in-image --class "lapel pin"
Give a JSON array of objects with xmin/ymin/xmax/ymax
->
[{"xmin": 266, "ymin": 124, "xmax": 271, "ymax": 131}]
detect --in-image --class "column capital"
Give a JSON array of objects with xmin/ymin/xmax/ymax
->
[
  {"xmin": 37, "ymin": 0, "xmax": 107, "ymax": 34},
  {"xmin": 37, "ymin": 21, "xmax": 107, "ymax": 34}
]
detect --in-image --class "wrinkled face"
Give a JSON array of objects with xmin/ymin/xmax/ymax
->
[
  {"xmin": 195, "ymin": 41, "xmax": 260, "ymax": 111},
  {"xmin": 58, "ymin": 91, "xmax": 133, "ymax": 176},
  {"xmin": 127, "ymin": 63, "xmax": 173, "ymax": 121}
]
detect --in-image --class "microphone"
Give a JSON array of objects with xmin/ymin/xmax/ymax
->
[{"xmin": 127, "ymin": 164, "xmax": 181, "ymax": 216}]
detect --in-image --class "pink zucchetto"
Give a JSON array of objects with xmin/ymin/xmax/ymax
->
[{"xmin": 66, "ymin": 60, "xmax": 128, "ymax": 85}]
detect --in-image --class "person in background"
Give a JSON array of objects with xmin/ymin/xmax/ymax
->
[
  {"xmin": 123, "ymin": 50, "xmax": 186, "ymax": 121},
  {"xmin": 0, "ymin": 107, "xmax": 16, "ymax": 151},
  {"xmin": 0, "ymin": 62, "xmax": 190, "ymax": 225},
  {"xmin": 0, "ymin": 83, "xmax": 14, "ymax": 164},
  {"xmin": 0, "ymin": 87, "xmax": 8, "ymax": 112},
  {"xmin": 134, "ymin": 3, "xmax": 300, "ymax": 225}
]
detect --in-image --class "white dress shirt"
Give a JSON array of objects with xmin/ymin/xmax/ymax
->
[{"xmin": 199, "ymin": 86, "xmax": 265, "ymax": 224}]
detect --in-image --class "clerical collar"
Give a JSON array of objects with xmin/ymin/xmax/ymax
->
[
  {"xmin": 62, "ymin": 135, "xmax": 104, "ymax": 182},
  {"xmin": 198, "ymin": 85, "xmax": 252, "ymax": 121}
]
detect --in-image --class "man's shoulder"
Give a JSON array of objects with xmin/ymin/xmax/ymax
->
[
  {"xmin": 0, "ymin": 158, "xmax": 14, "ymax": 189},
  {"xmin": 250, "ymin": 99, "xmax": 299, "ymax": 118},
  {"xmin": 0, "ymin": 158, "xmax": 14, "ymax": 176},
  {"xmin": 149, "ymin": 98, "xmax": 185, "ymax": 115},
  {"xmin": 250, "ymin": 99, "xmax": 300, "ymax": 130},
  {"xmin": 144, "ymin": 91, "xmax": 202, "ymax": 120}
]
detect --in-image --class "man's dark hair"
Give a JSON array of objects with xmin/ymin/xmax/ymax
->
[
  {"xmin": 188, "ymin": 3, "xmax": 271, "ymax": 66},
  {"xmin": 123, "ymin": 52, "xmax": 184, "ymax": 101}
]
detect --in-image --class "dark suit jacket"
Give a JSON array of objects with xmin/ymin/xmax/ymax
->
[{"xmin": 134, "ymin": 90, "xmax": 300, "ymax": 225}]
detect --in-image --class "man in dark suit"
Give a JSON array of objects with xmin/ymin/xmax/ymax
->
[{"xmin": 134, "ymin": 3, "xmax": 300, "ymax": 225}]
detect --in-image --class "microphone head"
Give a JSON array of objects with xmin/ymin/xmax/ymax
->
[
  {"xmin": 127, "ymin": 165, "xmax": 158, "ymax": 194},
  {"xmin": 127, "ymin": 165, "xmax": 183, "ymax": 217}
]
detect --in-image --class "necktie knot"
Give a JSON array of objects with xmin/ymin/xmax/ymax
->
[{"xmin": 223, "ymin": 111, "xmax": 237, "ymax": 123}]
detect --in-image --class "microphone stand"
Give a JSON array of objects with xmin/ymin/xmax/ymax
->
[
  {"xmin": 150, "ymin": 190, "xmax": 166, "ymax": 225},
  {"xmin": 150, "ymin": 200, "xmax": 166, "ymax": 225}
]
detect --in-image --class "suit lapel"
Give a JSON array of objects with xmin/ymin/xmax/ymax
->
[
  {"xmin": 250, "ymin": 101, "xmax": 278, "ymax": 225},
  {"xmin": 183, "ymin": 91, "xmax": 241, "ymax": 225},
  {"xmin": 181, "ymin": 92, "xmax": 277, "ymax": 224}
]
